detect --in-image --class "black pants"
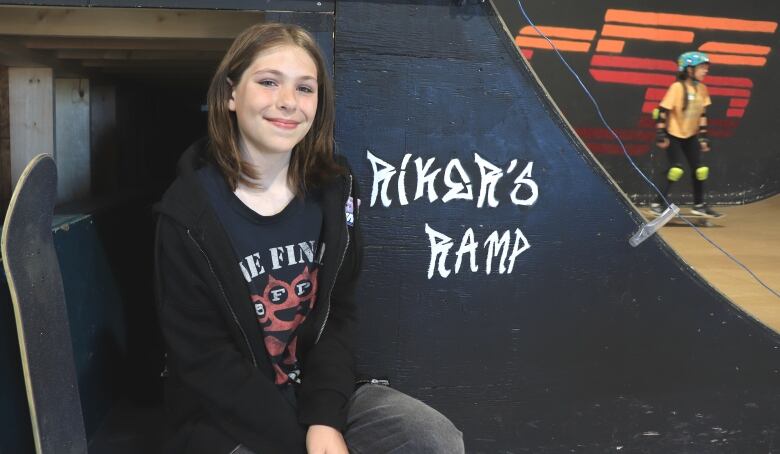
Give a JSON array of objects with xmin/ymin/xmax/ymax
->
[{"xmin": 657, "ymin": 135, "xmax": 705, "ymax": 205}]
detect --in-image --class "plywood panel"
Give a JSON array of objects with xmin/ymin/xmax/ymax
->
[
  {"xmin": 8, "ymin": 67, "xmax": 53, "ymax": 188},
  {"xmin": 90, "ymin": 84, "xmax": 117, "ymax": 194},
  {"xmin": 55, "ymin": 78, "xmax": 90, "ymax": 204}
]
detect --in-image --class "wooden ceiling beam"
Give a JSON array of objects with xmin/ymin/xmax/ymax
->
[
  {"xmin": 80, "ymin": 59, "xmax": 218, "ymax": 68},
  {"xmin": 98, "ymin": 66, "xmax": 214, "ymax": 76},
  {"xmin": 24, "ymin": 37, "xmax": 233, "ymax": 52},
  {"xmin": 57, "ymin": 50, "xmax": 223, "ymax": 61},
  {"xmin": 0, "ymin": 37, "xmax": 95, "ymax": 79},
  {"xmin": 0, "ymin": 6, "xmax": 264, "ymax": 39}
]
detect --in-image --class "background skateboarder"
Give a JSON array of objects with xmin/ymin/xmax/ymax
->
[{"xmin": 650, "ymin": 51, "xmax": 723, "ymax": 218}]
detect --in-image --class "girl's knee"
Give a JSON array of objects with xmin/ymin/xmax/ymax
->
[
  {"xmin": 347, "ymin": 385, "xmax": 464, "ymax": 453},
  {"xmin": 401, "ymin": 402, "xmax": 464, "ymax": 453}
]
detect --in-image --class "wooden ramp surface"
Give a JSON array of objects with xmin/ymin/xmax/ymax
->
[{"xmin": 659, "ymin": 195, "xmax": 780, "ymax": 333}]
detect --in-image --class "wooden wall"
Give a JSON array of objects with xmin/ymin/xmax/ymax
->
[{"xmin": 7, "ymin": 68, "xmax": 54, "ymax": 191}]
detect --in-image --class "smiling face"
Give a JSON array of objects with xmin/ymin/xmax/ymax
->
[{"xmin": 228, "ymin": 44, "xmax": 319, "ymax": 160}]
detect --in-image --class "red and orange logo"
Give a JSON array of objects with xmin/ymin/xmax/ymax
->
[{"xmin": 516, "ymin": 9, "xmax": 778, "ymax": 155}]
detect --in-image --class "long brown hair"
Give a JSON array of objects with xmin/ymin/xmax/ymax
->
[
  {"xmin": 676, "ymin": 66, "xmax": 702, "ymax": 112},
  {"xmin": 207, "ymin": 23, "xmax": 343, "ymax": 194}
]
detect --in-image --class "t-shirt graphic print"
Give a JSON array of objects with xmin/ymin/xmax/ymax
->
[
  {"xmin": 199, "ymin": 165, "xmax": 324, "ymax": 385},
  {"xmin": 245, "ymin": 241, "xmax": 322, "ymax": 385}
]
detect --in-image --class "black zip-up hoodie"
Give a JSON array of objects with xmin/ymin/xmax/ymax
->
[{"xmin": 154, "ymin": 140, "xmax": 361, "ymax": 454}]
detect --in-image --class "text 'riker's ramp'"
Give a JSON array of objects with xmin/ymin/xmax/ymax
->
[{"xmin": 334, "ymin": 1, "xmax": 780, "ymax": 452}]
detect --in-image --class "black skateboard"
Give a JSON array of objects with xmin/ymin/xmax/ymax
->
[{"xmin": 1, "ymin": 154, "xmax": 87, "ymax": 453}]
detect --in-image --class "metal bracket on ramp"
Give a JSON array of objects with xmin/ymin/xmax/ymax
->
[{"xmin": 629, "ymin": 204, "xmax": 679, "ymax": 247}]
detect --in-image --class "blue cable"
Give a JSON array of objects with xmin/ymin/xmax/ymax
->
[{"xmin": 514, "ymin": 0, "xmax": 780, "ymax": 300}]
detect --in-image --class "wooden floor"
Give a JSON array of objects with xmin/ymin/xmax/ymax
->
[{"xmin": 656, "ymin": 195, "xmax": 780, "ymax": 333}]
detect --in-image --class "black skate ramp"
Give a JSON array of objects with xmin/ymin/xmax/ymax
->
[{"xmin": 334, "ymin": 1, "xmax": 780, "ymax": 452}]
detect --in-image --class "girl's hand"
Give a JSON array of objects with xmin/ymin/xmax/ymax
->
[
  {"xmin": 306, "ymin": 425, "xmax": 348, "ymax": 454},
  {"xmin": 656, "ymin": 137, "xmax": 670, "ymax": 150},
  {"xmin": 699, "ymin": 140, "xmax": 711, "ymax": 152}
]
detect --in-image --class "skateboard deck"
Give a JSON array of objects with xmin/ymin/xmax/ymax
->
[
  {"xmin": 642, "ymin": 208, "xmax": 724, "ymax": 227},
  {"xmin": 1, "ymin": 155, "xmax": 87, "ymax": 453}
]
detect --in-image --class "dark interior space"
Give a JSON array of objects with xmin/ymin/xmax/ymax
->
[{"xmin": 0, "ymin": 7, "xmax": 251, "ymax": 450}]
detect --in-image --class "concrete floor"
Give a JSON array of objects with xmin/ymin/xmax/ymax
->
[{"xmin": 656, "ymin": 195, "xmax": 780, "ymax": 333}]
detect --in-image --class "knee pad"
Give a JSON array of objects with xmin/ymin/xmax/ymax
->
[
  {"xmin": 696, "ymin": 166, "xmax": 709, "ymax": 181},
  {"xmin": 667, "ymin": 166, "xmax": 684, "ymax": 182}
]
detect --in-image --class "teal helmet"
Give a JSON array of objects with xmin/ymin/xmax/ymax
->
[{"xmin": 678, "ymin": 51, "xmax": 710, "ymax": 72}]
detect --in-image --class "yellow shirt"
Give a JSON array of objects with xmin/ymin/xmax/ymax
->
[{"xmin": 660, "ymin": 81, "xmax": 711, "ymax": 139}]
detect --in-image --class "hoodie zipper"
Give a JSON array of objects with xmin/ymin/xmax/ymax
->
[
  {"xmin": 315, "ymin": 174, "xmax": 353, "ymax": 344},
  {"xmin": 187, "ymin": 229, "xmax": 258, "ymax": 367},
  {"xmin": 355, "ymin": 378, "xmax": 390, "ymax": 387}
]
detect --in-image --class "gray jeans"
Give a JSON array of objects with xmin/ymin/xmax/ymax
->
[{"xmin": 234, "ymin": 384, "xmax": 464, "ymax": 453}]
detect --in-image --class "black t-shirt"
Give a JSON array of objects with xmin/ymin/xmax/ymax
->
[{"xmin": 199, "ymin": 165, "xmax": 324, "ymax": 386}]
